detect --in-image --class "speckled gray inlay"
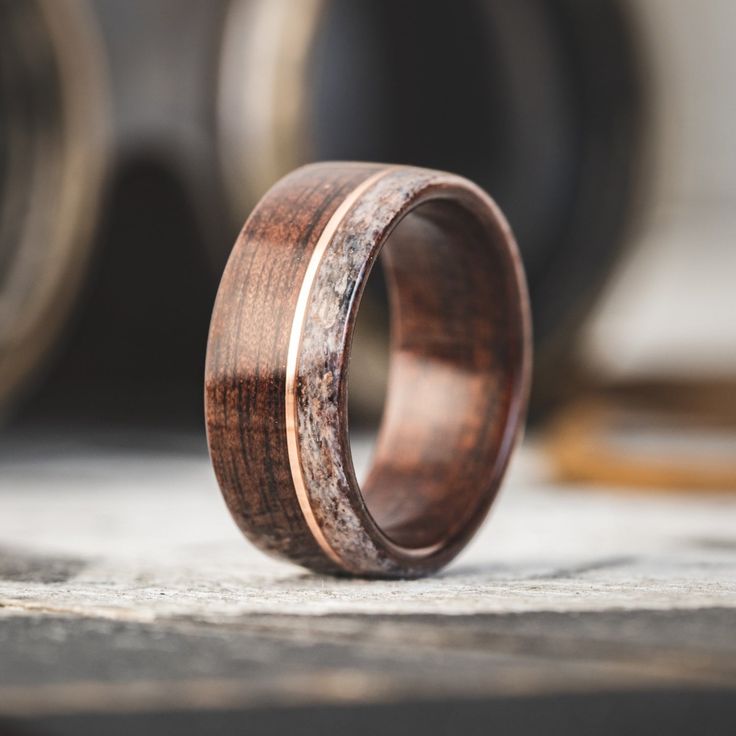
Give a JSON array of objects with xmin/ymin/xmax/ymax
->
[{"xmin": 294, "ymin": 167, "xmax": 468, "ymax": 575}]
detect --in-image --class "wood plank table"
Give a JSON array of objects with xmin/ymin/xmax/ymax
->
[{"xmin": 0, "ymin": 430, "xmax": 734, "ymax": 734}]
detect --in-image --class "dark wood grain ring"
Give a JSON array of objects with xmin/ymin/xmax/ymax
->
[{"xmin": 205, "ymin": 162, "xmax": 531, "ymax": 578}]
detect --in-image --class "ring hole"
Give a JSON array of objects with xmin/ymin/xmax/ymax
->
[{"xmin": 349, "ymin": 195, "xmax": 521, "ymax": 551}]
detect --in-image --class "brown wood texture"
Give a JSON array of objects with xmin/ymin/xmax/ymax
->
[{"xmin": 205, "ymin": 163, "xmax": 531, "ymax": 577}]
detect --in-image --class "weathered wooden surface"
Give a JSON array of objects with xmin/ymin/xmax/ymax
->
[{"xmin": 0, "ymin": 431, "xmax": 734, "ymax": 732}]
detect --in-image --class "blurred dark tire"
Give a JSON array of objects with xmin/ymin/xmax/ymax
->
[
  {"xmin": 218, "ymin": 0, "xmax": 648, "ymax": 419},
  {"xmin": 0, "ymin": 0, "xmax": 109, "ymax": 418}
]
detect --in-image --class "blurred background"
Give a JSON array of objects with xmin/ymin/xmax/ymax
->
[
  {"xmin": 1, "ymin": 0, "xmax": 734, "ymax": 491},
  {"xmin": 0, "ymin": 0, "xmax": 735, "ymax": 733}
]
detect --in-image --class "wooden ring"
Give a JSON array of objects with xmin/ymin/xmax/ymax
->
[{"xmin": 205, "ymin": 163, "xmax": 531, "ymax": 577}]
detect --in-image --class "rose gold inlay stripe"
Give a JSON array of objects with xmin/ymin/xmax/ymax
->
[{"xmin": 285, "ymin": 168, "xmax": 393, "ymax": 567}]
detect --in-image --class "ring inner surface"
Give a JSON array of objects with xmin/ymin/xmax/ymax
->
[{"xmin": 359, "ymin": 197, "xmax": 517, "ymax": 551}]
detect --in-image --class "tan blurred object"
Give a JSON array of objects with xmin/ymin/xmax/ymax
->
[
  {"xmin": 545, "ymin": 380, "xmax": 736, "ymax": 492},
  {"xmin": 585, "ymin": 0, "xmax": 736, "ymax": 379},
  {"xmin": 0, "ymin": 0, "xmax": 108, "ymax": 416},
  {"xmin": 219, "ymin": 0, "xmax": 322, "ymax": 217},
  {"xmin": 558, "ymin": 2, "xmax": 736, "ymax": 492}
]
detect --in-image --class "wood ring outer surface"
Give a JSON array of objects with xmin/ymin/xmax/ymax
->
[{"xmin": 205, "ymin": 163, "xmax": 531, "ymax": 577}]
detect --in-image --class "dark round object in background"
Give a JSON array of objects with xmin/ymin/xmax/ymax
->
[
  {"xmin": 0, "ymin": 0, "xmax": 108, "ymax": 418},
  {"xmin": 220, "ymin": 0, "xmax": 647, "ymax": 419},
  {"xmin": 6, "ymin": 0, "xmax": 647, "ymax": 428}
]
